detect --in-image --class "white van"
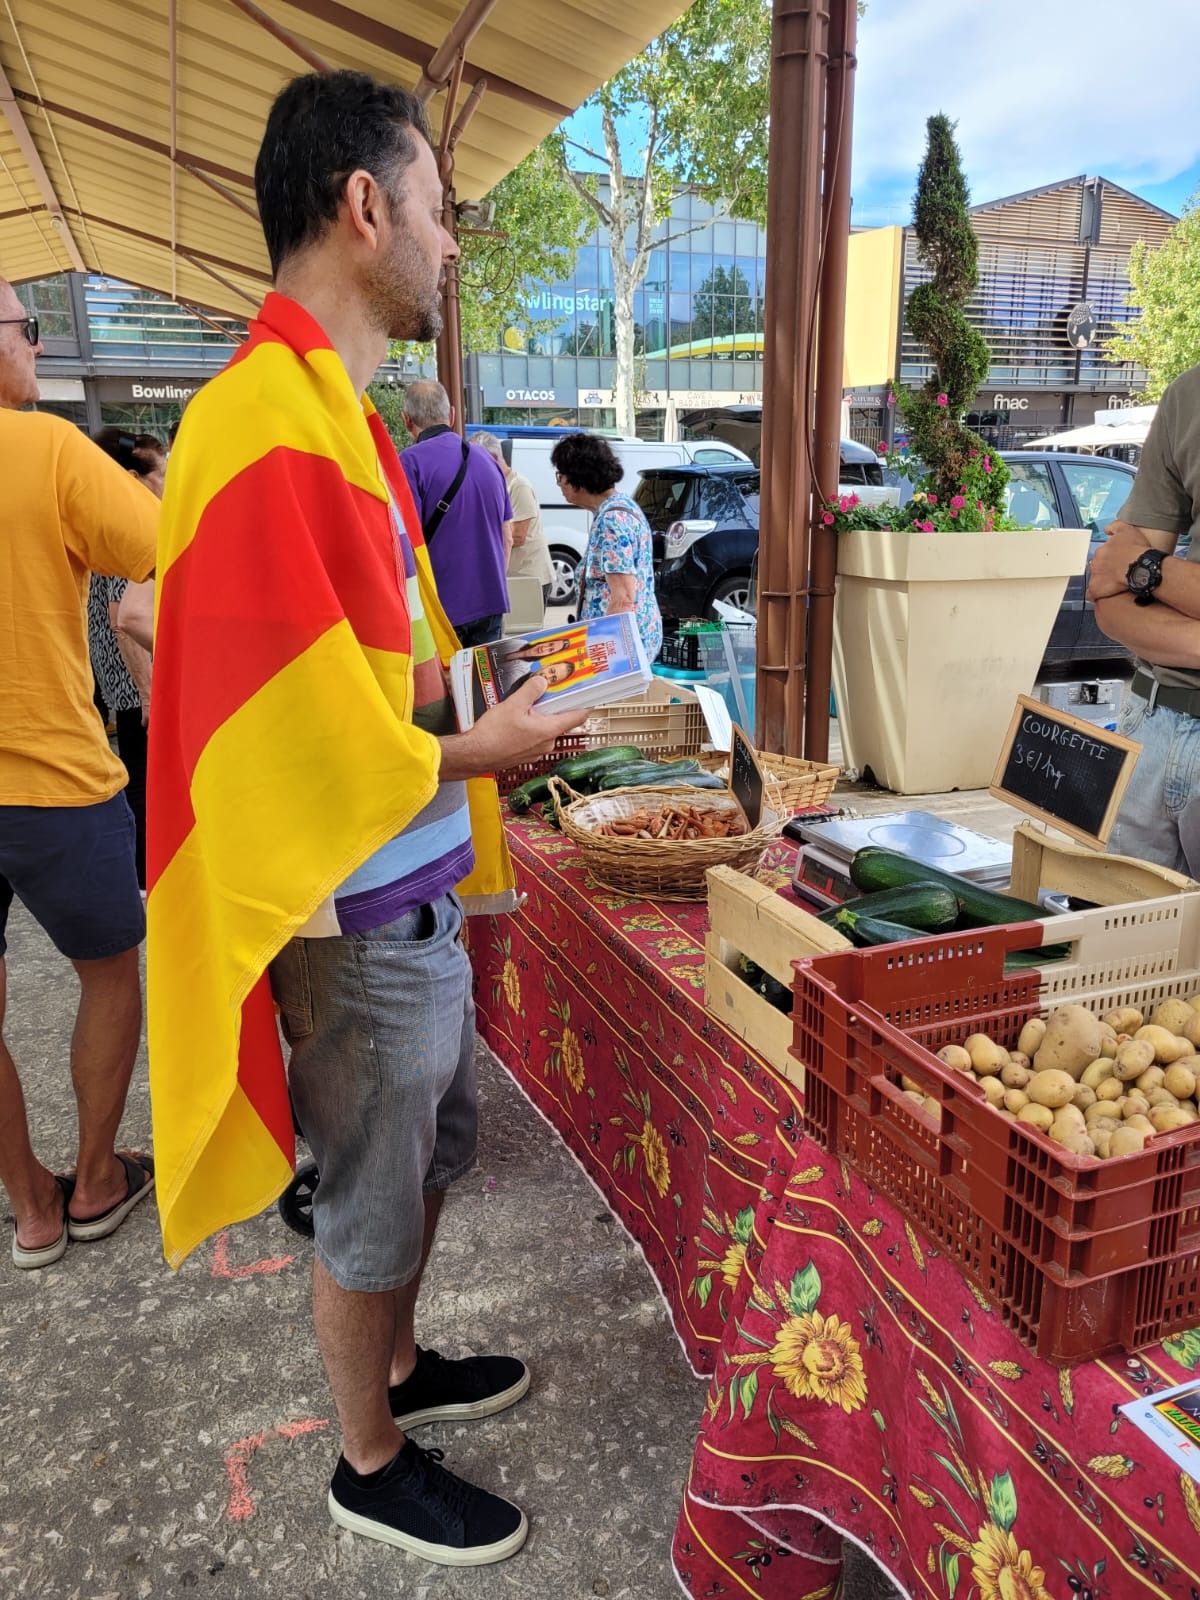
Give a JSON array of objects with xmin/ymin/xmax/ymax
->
[{"xmin": 502, "ymin": 436, "xmax": 753, "ymax": 605}]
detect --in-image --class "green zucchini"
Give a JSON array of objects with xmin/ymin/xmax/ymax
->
[
  {"xmin": 507, "ymin": 774, "xmax": 553, "ymax": 814},
  {"xmin": 848, "ymin": 846, "xmax": 1046, "ymax": 927},
  {"xmin": 818, "ymin": 882, "xmax": 959, "ymax": 932},
  {"xmin": 831, "ymin": 910, "xmax": 930, "ymax": 948},
  {"xmin": 597, "ymin": 758, "xmax": 702, "ymax": 790},
  {"xmin": 552, "ymin": 745, "xmax": 645, "ymax": 787}
]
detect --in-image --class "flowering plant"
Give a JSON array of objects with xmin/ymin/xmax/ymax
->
[{"xmin": 822, "ymin": 448, "xmax": 1013, "ymax": 534}]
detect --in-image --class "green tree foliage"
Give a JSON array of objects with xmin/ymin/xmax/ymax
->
[
  {"xmin": 1102, "ymin": 189, "xmax": 1200, "ymax": 399},
  {"xmin": 899, "ymin": 114, "xmax": 1007, "ymax": 514},
  {"xmin": 457, "ymin": 134, "xmax": 591, "ymax": 356}
]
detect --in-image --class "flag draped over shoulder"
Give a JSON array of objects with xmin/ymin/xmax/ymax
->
[{"xmin": 147, "ymin": 293, "xmax": 514, "ymax": 1269}]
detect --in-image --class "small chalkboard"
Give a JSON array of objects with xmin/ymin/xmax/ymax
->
[
  {"xmin": 730, "ymin": 724, "xmax": 766, "ymax": 829},
  {"xmin": 989, "ymin": 695, "xmax": 1141, "ymax": 850}
]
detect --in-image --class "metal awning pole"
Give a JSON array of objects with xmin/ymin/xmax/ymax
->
[
  {"xmin": 756, "ymin": 0, "xmax": 830, "ymax": 754},
  {"xmin": 806, "ymin": 0, "xmax": 858, "ymax": 761},
  {"xmin": 435, "ymin": 154, "xmax": 466, "ymax": 432}
]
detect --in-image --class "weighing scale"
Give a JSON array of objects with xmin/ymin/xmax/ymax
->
[{"xmin": 787, "ymin": 811, "xmax": 1014, "ymax": 912}]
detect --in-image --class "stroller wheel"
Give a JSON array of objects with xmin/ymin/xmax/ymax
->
[{"xmin": 278, "ymin": 1159, "xmax": 319, "ymax": 1237}]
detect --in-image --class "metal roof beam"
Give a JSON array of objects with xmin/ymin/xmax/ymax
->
[
  {"xmin": 227, "ymin": 0, "xmax": 333, "ymax": 73},
  {"xmin": 417, "ymin": 0, "xmax": 497, "ymax": 99},
  {"xmin": 0, "ymin": 55, "xmax": 85, "ymax": 270}
]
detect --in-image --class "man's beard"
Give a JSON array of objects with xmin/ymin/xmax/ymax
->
[{"xmin": 367, "ymin": 243, "xmax": 443, "ymax": 344}]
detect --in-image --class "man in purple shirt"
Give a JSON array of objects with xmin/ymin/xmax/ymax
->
[{"xmin": 400, "ymin": 381, "xmax": 512, "ymax": 646}]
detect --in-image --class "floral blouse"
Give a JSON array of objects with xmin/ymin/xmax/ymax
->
[{"xmin": 579, "ymin": 490, "xmax": 663, "ymax": 660}]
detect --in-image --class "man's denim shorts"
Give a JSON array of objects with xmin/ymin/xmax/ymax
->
[
  {"xmin": 0, "ymin": 793, "xmax": 145, "ymax": 961},
  {"xmin": 268, "ymin": 893, "xmax": 478, "ymax": 1293}
]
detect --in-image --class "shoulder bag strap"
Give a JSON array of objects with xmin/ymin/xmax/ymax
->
[{"xmin": 422, "ymin": 438, "xmax": 472, "ymax": 544}]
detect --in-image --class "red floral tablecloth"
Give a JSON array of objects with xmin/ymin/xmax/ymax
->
[{"xmin": 471, "ymin": 817, "xmax": 1200, "ymax": 1600}]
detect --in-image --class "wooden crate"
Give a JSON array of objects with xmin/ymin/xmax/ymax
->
[
  {"xmin": 1007, "ymin": 820, "xmax": 1197, "ymax": 905},
  {"xmin": 705, "ymin": 865, "xmax": 851, "ymax": 1086}
]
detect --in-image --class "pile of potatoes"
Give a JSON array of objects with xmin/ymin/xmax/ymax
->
[{"xmin": 909, "ymin": 998, "xmax": 1200, "ymax": 1160}]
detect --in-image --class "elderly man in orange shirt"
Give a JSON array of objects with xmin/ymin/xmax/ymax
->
[{"xmin": 0, "ymin": 277, "xmax": 159, "ymax": 1269}]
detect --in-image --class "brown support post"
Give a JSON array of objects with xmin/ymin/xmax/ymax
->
[
  {"xmin": 435, "ymin": 158, "xmax": 465, "ymax": 434},
  {"xmin": 756, "ymin": 0, "xmax": 830, "ymax": 755},
  {"xmin": 805, "ymin": 0, "xmax": 858, "ymax": 760}
]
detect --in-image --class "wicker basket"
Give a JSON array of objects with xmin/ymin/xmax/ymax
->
[
  {"xmin": 548, "ymin": 777, "xmax": 781, "ymax": 901},
  {"xmin": 698, "ymin": 750, "xmax": 839, "ymax": 814}
]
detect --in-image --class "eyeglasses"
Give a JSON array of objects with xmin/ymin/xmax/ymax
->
[{"xmin": 0, "ymin": 316, "xmax": 38, "ymax": 346}]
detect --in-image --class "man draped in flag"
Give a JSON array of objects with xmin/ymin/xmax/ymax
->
[{"xmin": 146, "ymin": 71, "xmax": 586, "ymax": 1566}]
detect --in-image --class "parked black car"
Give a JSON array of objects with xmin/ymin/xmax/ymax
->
[{"xmin": 649, "ymin": 450, "xmax": 1139, "ymax": 675}]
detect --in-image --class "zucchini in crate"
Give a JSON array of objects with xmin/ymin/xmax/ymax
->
[
  {"xmin": 506, "ymin": 744, "xmax": 645, "ymax": 813},
  {"xmin": 818, "ymin": 882, "xmax": 959, "ymax": 932},
  {"xmin": 596, "ymin": 758, "xmax": 703, "ymax": 789},
  {"xmin": 849, "ymin": 846, "xmax": 1046, "ymax": 927},
  {"xmin": 830, "ymin": 910, "xmax": 936, "ymax": 949}
]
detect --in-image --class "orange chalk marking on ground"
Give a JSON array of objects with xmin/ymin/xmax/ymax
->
[
  {"xmin": 211, "ymin": 1229, "xmax": 294, "ymax": 1278},
  {"xmin": 224, "ymin": 1418, "xmax": 330, "ymax": 1521}
]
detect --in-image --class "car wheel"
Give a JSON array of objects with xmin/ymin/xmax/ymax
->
[
  {"xmin": 548, "ymin": 548, "xmax": 579, "ymax": 607},
  {"xmin": 706, "ymin": 573, "xmax": 752, "ymax": 618}
]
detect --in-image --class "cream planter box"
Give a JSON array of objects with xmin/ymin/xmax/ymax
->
[{"xmin": 831, "ymin": 527, "xmax": 1092, "ymax": 794}]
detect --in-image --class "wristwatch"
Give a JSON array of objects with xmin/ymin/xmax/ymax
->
[{"xmin": 1127, "ymin": 549, "xmax": 1166, "ymax": 606}]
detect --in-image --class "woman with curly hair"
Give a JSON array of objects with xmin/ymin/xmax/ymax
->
[{"xmin": 550, "ymin": 433, "xmax": 662, "ymax": 660}]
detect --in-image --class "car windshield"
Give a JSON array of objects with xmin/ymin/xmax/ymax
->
[{"xmin": 635, "ymin": 472, "xmax": 756, "ymax": 528}]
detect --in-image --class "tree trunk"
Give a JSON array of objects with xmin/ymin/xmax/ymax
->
[{"xmin": 612, "ymin": 254, "xmax": 637, "ymax": 435}]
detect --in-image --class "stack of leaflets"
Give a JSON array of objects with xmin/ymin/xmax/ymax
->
[{"xmin": 450, "ymin": 614, "xmax": 651, "ymax": 730}]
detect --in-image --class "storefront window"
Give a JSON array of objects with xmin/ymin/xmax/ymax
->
[
  {"xmin": 16, "ymin": 277, "xmax": 74, "ymax": 338},
  {"xmin": 99, "ymin": 401, "xmax": 183, "ymax": 442}
]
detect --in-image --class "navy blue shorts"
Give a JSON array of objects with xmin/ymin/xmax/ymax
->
[{"xmin": 0, "ymin": 794, "xmax": 145, "ymax": 962}]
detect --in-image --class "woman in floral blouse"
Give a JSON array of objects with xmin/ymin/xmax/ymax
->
[{"xmin": 550, "ymin": 434, "xmax": 663, "ymax": 660}]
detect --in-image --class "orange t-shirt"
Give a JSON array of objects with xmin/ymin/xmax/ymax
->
[{"xmin": 0, "ymin": 411, "xmax": 158, "ymax": 806}]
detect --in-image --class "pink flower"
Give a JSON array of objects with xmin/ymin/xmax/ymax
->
[
  {"xmin": 919, "ymin": 519, "xmax": 935, "ymax": 531},
  {"xmin": 983, "ymin": 455, "xmax": 992, "ymax": 473},
  {"xmin": 848, "ymin": 493, "xmax": 859, "ymax": 507},
  {"xmin": 969, "ymin": 449, "xmax": 979, "ymax": 458},
  {"xmin": 927, "ymin": 494, "xmax": 938, "ymax": 505},
  {"xmin": 822, "ymin": 511, "xmax": 835, "ymax": 525},
  {"xmin": 886, "ymin": 391, "xmax": 895, "ymax": 406},
  {"xmin": 949, "ymin": 508, "xmax": 958, "ymax": 518},
  {"xmin": 976, "ymin": 499, "xmax": 983, "ymax": 510},
  {"xmin": 936, "ymin": 393, "xmax": 948, "ymax": 407},
  {"xmin": 950, "ymin": 495, "xmax": 965, "ymax": 510}
]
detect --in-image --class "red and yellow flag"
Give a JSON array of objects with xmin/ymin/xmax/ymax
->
[{"xmin": 147, "ymin": 294, "xmax": 512, "ymax": 1268}]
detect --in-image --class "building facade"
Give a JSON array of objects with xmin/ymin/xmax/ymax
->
[{"xmin": 848, "ymin": 175, "xmax": 1175, "ymax": 452}]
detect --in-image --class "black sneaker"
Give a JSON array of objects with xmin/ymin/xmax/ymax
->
[
  {"xmin": 388, "ymin": 1345, "xmax": 530, "ymax": 1431},
  {"xmin": 328, "ymin": 1440, "xmax": 528, "ymax": 1565}
]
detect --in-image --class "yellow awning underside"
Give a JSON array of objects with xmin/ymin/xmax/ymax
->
[{"xmin": 0, "ymin": 0, "xmax": 688, "ymax": 316}]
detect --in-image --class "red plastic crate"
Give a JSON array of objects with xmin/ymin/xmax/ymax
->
[{"xmin": 792, "ymin": 901, "xmax": 1200, "ymax": 1362}]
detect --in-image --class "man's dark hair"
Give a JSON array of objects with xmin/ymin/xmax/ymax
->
[
  {"xmin": 255, "ymin": 71, "xmax": 433, "ymax": 275},
  {"xmin": 550, "ymin": 433, "xmax": 624, "ymax": 496},
  {"xmin": 93, "ymin": 427, "xmax": 165, "ymax": 477}
]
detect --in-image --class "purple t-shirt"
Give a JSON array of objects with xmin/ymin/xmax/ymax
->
[{"xmin": 399, "ymin": 427, "xmax": 513, "ymax": 627}]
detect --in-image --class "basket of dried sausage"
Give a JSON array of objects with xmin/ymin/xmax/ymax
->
[{"xmin": 546, "ymin": 777, "xmax": 781, "ymax": 900}]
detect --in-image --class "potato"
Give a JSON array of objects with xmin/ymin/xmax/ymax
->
[
  {"xmin": 1103, "ymin": 1007, "xmax": 1143, "ymax": 1035},
  {"xmin": 1091, "ymin": 1127, "xmax": 1113, "ymax": 1159},
  {"xmin": 1182, "ymin": 1013, "xmax": 1200, "ymax": 1050},
  {"xmin": 1147, "ymin": 1087, "xmax": 1179, "ymax": 1109},
  {"xmin": 901, "ymin": 1075, "xmax": 922, "ymax": 1095},
  {"xmin": 1135, "ymin": 1025, "xmax": 1193, "ymax": 1065},
  {"xmin": 1081, "ymin": 1058, "xmax": 1115, "ymax": 1090},
  {"xmin": 1124, "ymin": 1114, "xmax": 1155, "ymax": 1138},
  {"xmin": 1018, "ymin": 1017, "xmax": 1047, "ymax": 1059},
  {"xmin": 996, "ymin": 1107, "xmax": 1016, "ymax": 1120},
  {"xmin": 1151, "ymin": 998, "xmax": 1196, "ymax": 1036},
  {"xmin": 937, "ymin": 1045, "xmax": 973, "ymax": 1076},
  {"xmin": 1027, "ymin": 1068, "xmax": 1076, "ymax": 1109},
  {"xmin": 922, "ymin": 1095, "xmax": 943, "ymax": 1123},
  {"xmin": 1000, "ymin": 1062, "xmax": 1031, "ymax": 1089},
  {"xmin": 977, "ymin": 1075, "xmax": 1005, "ymax": 1107},
  {"xmin": 1085, "ymin": 1101, "xmax": 1120, "ymax": 1123},
  {"xmin": 1059, "ymin": 1132, "xmax": 1096, "ymax": 1158},
  {"xmin": 1110, "ymin": 1126, "xmax": 1147, "ymax": 1157},
  {"xmin": 965, "ymin": 1037, "xmax": 1008, "ymax": 1076},
  {"xmin": 1165, "ymin": 1061, "xmax": 1198, "ymax": 1100},
  {"xmin": 1003, "ymin": 1089, "xmax": 1029, "ymax": 1114},
  {"xmin": 1071, "ymin": 1084, "xmax": 1096, "ymax": 1111},
  {"xmin": 1099, "ymin": 1036, "xmax": 1119, "ymax": 1059},
  {"xmin": 1135, "ymin": 1065, "xmax": 1165, "ymax": 1094},
  {"xmin": 1114, "ymin": 1039, "xmax": 1156, "ymax": 1081},
  {"xmin": 1188, "ymin": 994, "xmax": 1200, "ymax": 1011},
  {"xmin": 1151, "ymin": 1105, "xmax": 1196, "ymax": 1133},
  {"xmin": 1007, "ymin": 1051, "xmax": 1032, "ymax": 1073},
  {"xmin": 1051, "ymin": 1102, "xmax": 1086, "ymax": 1132},
  {"xmin": 904, "ymin": 1089, "xmax": 925, "ymax": 1105},
  {"xmin": 1120, "ymin": 1090, "xmax": 1150, "ymax": 1117},
  {"xmin": 1096, "ymin": 1077, "xmax": 1124, "ymax": 1102},
  {"xmin": 1033, "ymin": 1005, "xmax": 1104, "ymax": 1080},
  {"xmin": 1017, "ymin": 1103, "xmax": 1054, "ymax": 1132}
]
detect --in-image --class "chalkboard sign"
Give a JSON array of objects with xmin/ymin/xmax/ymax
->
[
  {"xmin": 730, "ymin": 723, "xmax": 766, "ymax": 828},
  {"xmin": 989, "ymin": 695, "xmax": 1141, "ymax": 849}
]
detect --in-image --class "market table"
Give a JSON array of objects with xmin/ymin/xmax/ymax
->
[{"xmin": 469, "ymin": 815, "xmax": 1200, "ymax": 1600}]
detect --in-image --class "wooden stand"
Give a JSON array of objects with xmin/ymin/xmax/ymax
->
[
  {"xmin": 704, "ymin": 866, "xmax": 851, "ymax": 1086},
  {"xmin": 1007, "ymin": 819, "xmax": 1196, "ymax": 905}
]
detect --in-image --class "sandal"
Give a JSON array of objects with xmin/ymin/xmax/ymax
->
[
  {"xmin": 67, "ymin": 1152, "xmax": 155, "ymax": 1242},
  {"xmin": 11, "ymin": 1175, "xmax": 73, "ymax": 1270}
]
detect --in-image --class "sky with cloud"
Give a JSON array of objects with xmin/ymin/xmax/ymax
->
[{"xmin": 850, "ymin": 0, "xmax": 1200, "ymax": 225}]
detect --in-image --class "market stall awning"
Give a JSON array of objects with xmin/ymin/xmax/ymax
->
[
  {"xmin": 1022, "ymin": 420, "xmax": 1152, "ymax": 450},
  {"xmin": 0, "ymin": 0, "xmax": 688, "ymax": 316}
]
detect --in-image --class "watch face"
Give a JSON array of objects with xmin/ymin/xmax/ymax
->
[{"xmin": 1130, "ymin": 564, "xmax": 1152, "ymax": 589}]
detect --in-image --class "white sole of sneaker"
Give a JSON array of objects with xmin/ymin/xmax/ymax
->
[
  {"xmin": 391, "ymin": 1367, "xmax": 531, "ymax": 1432},
  {"xmin": 327, "ymin": 1493, "xmax": 529, "ymax": 1566}
]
